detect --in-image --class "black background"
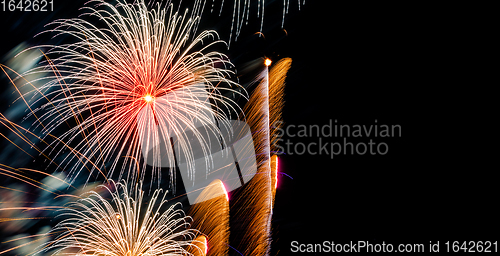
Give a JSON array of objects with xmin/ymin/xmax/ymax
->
[{"xmin": 0, "ymin": 1, "xmax": 497, "ymax": 255}]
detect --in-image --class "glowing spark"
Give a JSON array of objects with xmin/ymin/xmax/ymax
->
[
  {"xmin": 255, "ymin": 31, "xmax": 266, "ymax": 39},
  {"xmin": 265, "ymin": 58, "xmax": 273, "ymax": 67},
  {"xmin": 144, "ymin": 94, "xmax": 153, "ymax": 103}
]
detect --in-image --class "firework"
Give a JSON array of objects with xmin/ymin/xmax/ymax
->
[
  {"xmin": 270, "ymin": 154, "xmax": 279, "ymax": 203},
  {"xmin": 188, "ymin": 179, "xmax": 230, "ymax": 256},
  {"xmin": 0, "ymin": 165, "xmax": 74, "ymax": 255},
  {"xmin": 192, "ymin": 0, "xmax": 306, "ymax": 44},
  {"xmin": 269, "ymin": 58, "xmax": 292, "ymax": 154},
  {"xmin": 228, "ymin": 58, "xmax": 291, "ymax": 255},
  {"xmin": 42, "ymin": 180, "xmax": 197, "ymax": 256},
  {"xmin": 0, "ymin": 0, "xmax": 301, "ymax": 253},
  {"xmin": 187, "ymin": 235, "xmax": 208, "ymax": 256},
  {"xmin": 17, "ymin": 0, "xmax": 243, "ymax": 187},
  {"xmin": 228, "ymin": 58, "xmax": 272, "ymax": 256},
  {"xmin": 1, "ymin": 57, "xmax": 292, "ymax": 255}
]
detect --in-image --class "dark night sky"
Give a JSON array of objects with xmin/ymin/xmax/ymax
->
[{"xmin": 0, "ymin": 1, "xmax": 497, "ymax": 255}]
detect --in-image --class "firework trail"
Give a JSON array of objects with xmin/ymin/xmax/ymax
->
[
  {"xmin": 0, "ymin": 164, "xmax": 74, "ymax": 255},
  {"xmin": 270, "ymin": 154, "xmax": 278, "ymax": 205},
  {"xmin": 192, "ymin": 0, "xmax": 306, "ymax": 44},
  {"xmin": 41, "ymin": 180, "xmax": 198, "ymax": 256},
  {"xmin": 16, "ymin": 0, "xmax": 243, "ymax": 187},
  {"xmin": 229, "ymin": 58, "xmax": 272, "ymax": 256},
  {"xmin": 229, "ymin": 58, "xmax": 290, "ymax": 255},
  {"xmin": 268, "ymin": 58, "xmax": 291, "ymax": 205},
  {"xmin": 187, "ymin": 235, "xmax": 208, "ymax": 256},
  {"xmin": 188, "ymin": 179, "xmax": 230, "ymax": 256},
  {"xmin": 269, "ymin": 58, "xmax": 291, "ymax": 154}
]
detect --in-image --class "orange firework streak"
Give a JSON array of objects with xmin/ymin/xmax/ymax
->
[
  {"xmin": 188, "ymin": 179, "xmax": 229, "ymax": 256},
  {"xmin": 269, "ymin": 58, "xmax": 292, "ymax": 154},
  {"xmin": 230, "ymin": 58, "xmax": 291, "ymax": 255},
  {"xmin": 270, "ymin": 154, "xmax": 279, "ymax": 205},
  {"xmin": 269, "ymin": 58, "xmax": 291, "ymax": 205},
  {"xmin": 187, "ymin": 235, "xmax": 208, "ymax": 256}
]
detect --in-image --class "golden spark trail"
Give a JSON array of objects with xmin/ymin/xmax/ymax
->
[
  {"xmin": 188, "ymin": 179, "xmax": 230, "ymax": 256},
  {"xmin": 230, "ymin": 58, "xmax": 272, "ymax": 256},
  {"xmin": 269, "ymin": 58, "xmax": 292, "ymax": 154},
  {"xmin": 230, "ymin": 58, "xmax": 291, "ymax": 255},
  {"xmin": 188, "ymin": 235, "xmax": 208, "ymax": 256}
]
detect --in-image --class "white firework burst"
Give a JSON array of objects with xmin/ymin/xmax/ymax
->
[
  {"xmin": 19, "ymin": 0, "xmax": 243, "ymax": 186},
  {"xmin": 42, "ymin": 180, "xmax": 198, "ymax": 256}
]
